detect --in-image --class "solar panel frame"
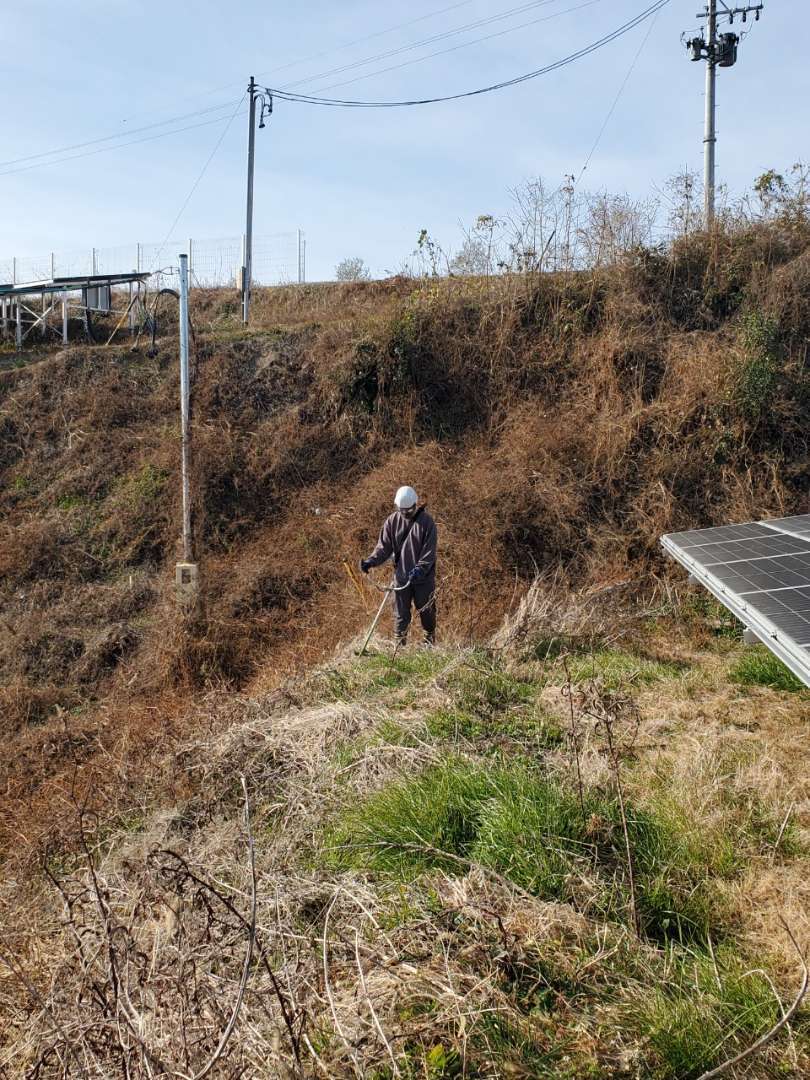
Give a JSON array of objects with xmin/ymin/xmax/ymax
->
[{"xmin": 661, "ymin": 518, "xmax": 810, "ymax": 688}]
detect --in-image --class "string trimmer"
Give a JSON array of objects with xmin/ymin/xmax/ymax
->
[{"xmin": 356, "ymin": 576, "xmax": 409, "ymax": 656}]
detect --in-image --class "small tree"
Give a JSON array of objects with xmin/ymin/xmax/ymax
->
[
  {"xmin": 335, "ymin": 256, "xmax": 370, "ymax": 282},
  {"xmin": 449, "ymin": 215, "xmax": 501, "ymax": 276},
  {"xmin": 664, "ymin": 169, "xmax": 701, "ymax": 238}
]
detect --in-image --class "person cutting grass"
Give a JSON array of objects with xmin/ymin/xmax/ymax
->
[{"xmin": 360, "ymin": 485, "xmax": 438, "ymax": 646}]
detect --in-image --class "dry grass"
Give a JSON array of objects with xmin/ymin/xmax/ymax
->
[
  {"xmin": 1, "ymin": 591, "xmax": 808, "ymax": 1078},
  {"xmin": 1, "ymin": 219, "xmax": 810, "ymax": 1073}
]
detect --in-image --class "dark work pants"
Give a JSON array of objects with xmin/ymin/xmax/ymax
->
[{"xmin": 394, "ymin": 579, "xmax": 437, "ymax": 644}]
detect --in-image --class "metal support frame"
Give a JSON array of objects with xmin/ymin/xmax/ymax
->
[
  {"xmin": 18, "ymin": 300, "xmax": 60, "ymax": 344},
  {"xmin": 1, "ymin": 271, "xmax": 150, "ymax": 349}
]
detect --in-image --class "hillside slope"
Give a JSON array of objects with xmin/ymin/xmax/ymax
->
[{"xmin": 1, "ymin": 221, "xmax": 810, "ymax": 1075}]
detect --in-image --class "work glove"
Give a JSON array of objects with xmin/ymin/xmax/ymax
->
[
  {"xmin": 408, "ymin": 566, "xmax": 424, "ymax": 584},
  {"xmin": 359, "ymin": 558, "xmax": 372, "ymax": 575}
]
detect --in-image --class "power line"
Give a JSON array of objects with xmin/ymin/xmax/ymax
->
[
  {"xmin": 302, "ymin": 0, "xmax": 601, "ymax": 98},
  {"xmin": 119, "ymin": 0, "xmax": 481, "ymax": 125},
  {"xmin": 0, "ymin": 99, "xmax": 242, "ymax": 171},
  {"xmin": 280, "ymin": 0, "xmax": 567, "ymax": 92},
  {"xmin": 574, "ymin": 0, "xmax": 665, "ymax": 185},
  {"xmin": 0, "ymin": 1, "xmax": 669, "ymax": 182},
  {"xmin": 260, "ymin": 0, "xmax": 478, "ymax": 82},
  {"xmin": 0, "ymin": 2, "xmax": 481, "ymax": 172},
  {"xmin": 268, "ymin": 1, "xmax": 670, "ymax": 107},
  {"xmin": 0, "ymin": 110, "xmax": 247, "ymax": 179},
  {"xmin": 149, "ymin": 95, "xmax": 248, "ymax": 274}
]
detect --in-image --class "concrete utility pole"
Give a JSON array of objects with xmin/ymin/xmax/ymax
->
[
  {"xmin": 686, "ymin": 2, "xmax": 764, "ymax": 226},
  {"xmin": 242, "ymin": 76, "xmax": 273, "ymax": 324},
  {"xmin": 703, "ymin": 0, "xmax": 718, "ymax": 224}
]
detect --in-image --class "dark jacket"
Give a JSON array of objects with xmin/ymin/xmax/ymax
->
[{"xmin": 365, "ymin": 506, "xmax": 437, "ymax": 586}]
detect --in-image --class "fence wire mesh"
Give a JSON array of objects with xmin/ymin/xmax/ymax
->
[{"xmin": 0, "ymin": 232, "xmax": 303, "ymax": 291}]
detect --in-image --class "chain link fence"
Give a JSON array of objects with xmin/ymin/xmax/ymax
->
[{"xmin": 0, "ymin": 232, "xmax": 305, "ymax": 290}]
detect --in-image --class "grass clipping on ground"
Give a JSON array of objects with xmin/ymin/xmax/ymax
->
[{"xmin": 1, "ymin": 591, "xmax": 808, "ymax": 1079}]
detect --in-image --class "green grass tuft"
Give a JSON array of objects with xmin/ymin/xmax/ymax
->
[
  {"xmin": 639, "ymin": 949, "xmax": 781, "ymax": 1079},
  {"xmin": 447, "ymin": 661, "xmax": 537, "ymax": 716},
  {"xmin": 329, "ymin": 756, "xmax": 730, "ymax": 942},
  {"xmin": 320, "ymin": 649, "xmax": 448, "ymax": 702},
  {"xmin": 729, "ymin": 645, "xmax": 806, "ymax": 693},
  {"xmin": 567, "ymin": 648, "xmax": 688, "ymax": 689},
  {"xmin": 424, "ymin": 707, "xmax": 562, "ymax": 748}
]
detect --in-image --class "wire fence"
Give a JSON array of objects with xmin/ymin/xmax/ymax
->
[{"xmin": 0, "ymin": 231, "xmax": 306, "ymax": 290}]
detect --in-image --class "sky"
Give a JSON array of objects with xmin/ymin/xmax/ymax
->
[{"xmin": 0, "ymin": 0, "xmax": 806, "ymax": 281}]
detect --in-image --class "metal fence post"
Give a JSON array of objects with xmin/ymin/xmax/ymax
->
[
  {"xmin": 136, "ymin": 243, "xmax": 141, "ymax": 273},
  {"xmin": 91, "ymin": 247, "xmax": 97, "ymax": 274},
  {"xmin": 62, "ymin": 291, "xmax": 68, "ymax": 344},
  {"xmin": 179, "ymin": 253, "xmax": 192, "ymax": 564}
]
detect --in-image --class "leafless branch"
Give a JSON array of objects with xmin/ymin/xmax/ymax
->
[
  {"xmin": 189, "ymin": 775, "xmax": 257, "ymax": 1080},
  {"xmin": 696, "ymin": 919, "xmax": 808, "ymax": 1080}
]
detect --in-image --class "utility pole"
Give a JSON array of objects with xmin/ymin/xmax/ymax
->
[
  {"xmin": 685, "ymin": 2, "xmax": 764, "ymax": 226},
  {"xmin": 242, "ymin": 76, "xmax": 273, "ymax": 324}
]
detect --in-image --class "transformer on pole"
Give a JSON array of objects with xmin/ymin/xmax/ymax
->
[{"xmin": 684, "ymin": 2, "xmax": 764, "ymax": 225}]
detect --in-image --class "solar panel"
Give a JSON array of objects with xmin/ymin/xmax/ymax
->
[{"xmin": 662, "ymin": 516, "xmax": 810, "ymax": 688}]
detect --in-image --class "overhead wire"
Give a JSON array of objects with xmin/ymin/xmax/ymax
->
[
  {"xmin": 0, "ymin": 1, "xmax": 670, "ymax": 181},
  {"xmin": 267, "ymin": 1, "xmax": 671, "ymax": 107},
  {"xmin": 0, "ymin": 99, "xmax": 243, "ymax": 171},
  {"xmin": 297, "ymin": 0, "xmax": 602, "ymax": 98},
  {"xmin": 0, "ymin": 1, "xmax": 482, "ymax": 170},
  {"xmin": 279, "ymin": 0, "xmax": 568, "ymax": 92},
  {"xmin": 573, "ymin": 0, "xmax": 666, "ymax": 186},
  {"xmin": 147, "ymin": 0, "xmax": 481, "ymax": 112},
  {"xmin": 0, "ymin": 109, "xmax": 247, "ymax": 178},
  {"xmin": 256, "ymin": 0, "xmax": 479, "ymax": 83},
  {"xmin": 148, "ymin": 94, "xmax": 248, "ymax": 274}
]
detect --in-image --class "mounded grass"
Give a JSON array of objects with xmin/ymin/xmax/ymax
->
[
  {"xmin": 566, "ymin": 648, "xmax": 688, "ymax": 690},
  {"xmin": 424, "ymin": 706, "xmax": 562, "ymax": 748},
  {"xmin": 329, "ymin": 756, "xmax": 732, "ymax": 943},
  {"xmin": 442, "ymin": 653, "xmax": 538, "ymax": 715},
  {"xmin": 319, "ymin": 649, "xmax": 449, "ymax": 702},
  {"xmin": 636, "ymin": 948, "xmax": 783, "ymax": 1079},
  {"xmin": 729, "ymin": 645, "xmax": 806, "ymax": 693}
]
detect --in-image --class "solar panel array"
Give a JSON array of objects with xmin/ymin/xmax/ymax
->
[{"xmin": 661, "ymin": 514, "xmax": 810, "ymax": 687}]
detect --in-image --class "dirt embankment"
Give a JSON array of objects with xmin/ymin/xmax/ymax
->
[{"xmin": 1, "ymin": 224, "xmax": 809, "ymax": 862}]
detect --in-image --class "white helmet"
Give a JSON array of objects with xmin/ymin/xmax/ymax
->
[{"xmin": 394, "ymin": 485, "xmax": 418, "ymax": 510}]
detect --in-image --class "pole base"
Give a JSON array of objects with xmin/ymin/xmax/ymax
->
[{"xmin": 175, "ymin": 562, "xmax": 199, "ymax": 609}]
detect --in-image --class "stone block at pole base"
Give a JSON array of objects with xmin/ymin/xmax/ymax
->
[{"xmin": 175, "ymin": 562, "xmax": 199, "ymax": 609}]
